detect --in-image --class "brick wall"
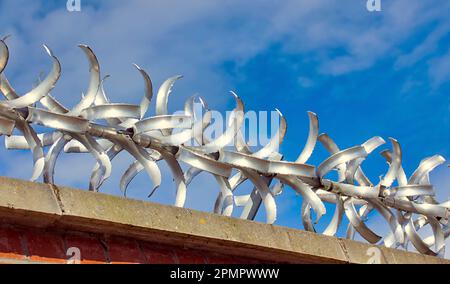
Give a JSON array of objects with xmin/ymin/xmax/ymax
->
[
  {"xmin": 0, "ymin": 224, "xmax": 262, "ymax": 264},
  {"xmin": 0, "ymin": 176, "xmax": 448, "ymax": 264}
]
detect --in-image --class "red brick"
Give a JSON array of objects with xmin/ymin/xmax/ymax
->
[
  {"xmin": 0, "ymin": 227, "xmax": 25, "ymax": 260},
  {"xmin": 174, "ymin": 248, "xmax": 207, "ymax": 264},
  {"xmin": 205, "ymin": 255, "xmax": 237, "ymax": 264},
  {"xmin": 205, "ymin": 253, "xmax": 261, "ymax": 264},
  {"xmin": 106, "ymin": 236, "xmax": 146, "ymax": 264},
  {"xmin": 139, "ymin": 242, "xmax": 177, "ymax": 264},
  {"xmin": 24, "ymin": 230, "xmax": 66, "ymax": 263},
  {"xmin": 65, "ymin": 234, "xmax": 107, "ymax": 264}
]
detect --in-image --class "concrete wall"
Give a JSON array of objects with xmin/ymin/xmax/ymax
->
[{"xmin": 0, "ymin": 176, "xmax": 448, "ymax": 264}]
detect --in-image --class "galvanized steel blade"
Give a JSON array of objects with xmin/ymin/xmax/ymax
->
[
  {"xmin": 81, "ymin": 104, "xmax": 141, "ymax": 121},
  {"xmin": 317, "ymin": 146, "xmax": 367, "ymax": 178},
  {"xmin": 118, "ymin": 138, "xmax": 162, "ymax": 197},
  {"xmin": 67, "ymin": 45, "xmax": 101, "ymax": 116},
  {"xmin": 0, "ymin": 38, "xmax": 8, "ymax": 74},
  {"xmin": 0, "ymin": 74, "xmax": 19, "ymax": 100},
  {"xmin": 200, "ymin": 92, "xmax": 244, "ymax": 153},
  {"xmin": 133, "ymin": 64, "xmax": 153, "ymax": 120},
  {"xmin": 133, "ymin": 115, "xmax": 192, "ymax": 135},
  {"xmin": 239, "ymin": 176, "xmax": 274, "ymax": 221},
  {"xmin": 27, "ymin": 107, "xmax": 90, "ymax": 133},
  {"xmin": 15, "ymin": 121, "xmax": 45, "ymax": 181},
  {"xmin": 120, "ymin": 160, "xmax": 144, "ymax": 196},
  {"xmin": 343, "ymin": 198, "xmax": 382, "ymax": 244},
  {"xmin": 64, "ymin": 138, "xmax": 114, "ymax": 153},
  {"xmin": 239, "ymin": 168, "xmax": 277, "ymax": 224},
  {"xmin": 252, "ymin": 109, "xmax": 287, "ymax": 159},
  {"xmin": 68, "ymin": 133, "xmax": 112, "ymax": 190},
  {"xmin": 90, "ymin": 145, "xmax": 123, "ymax": 191},
  {"xmin": 1, "ymin": 45, "xmax": 61, "ymax": 109},
  {"xmin": 277, "ymin": 174, "xmax": 326, "ymax": 223},
  {"xmin": 380, "ymin": 138, "xmax": 402, "ymax": 187},
  {"xmin": 317, "ymin": 133, "xmax": 346, "ymax": 181},
  {"xmin": 158, "ymin": 149, "xmax": 187, "ymax": 207},
  {"xmin": 177, "ymin": 146, "xmax": 232, "ymax": 178},
  {"xmin": 213, "ymin": 175, "xmax": 234, "ymax": 216},
  {"xmin": 43, "ymin": 134, "xmax": 70, "ymax": 184},
  {"xmin": 322, "ymin": 195, "xmax": 344, "ymax": 236},
  {"xmin": 6, "ymin": 132, "xmax": 63, "ymax": 150},
  {"xmin": 296, "ymin": 111, "xmax": 318, "ymax": 163},
  {"xmin": 409, "ymin": 155, "xmax": 446, "ymax": 185}
]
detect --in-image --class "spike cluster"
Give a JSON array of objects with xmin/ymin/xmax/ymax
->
[{"xmin": 0, "ymin": 37, "xmax": 448, "ymax": 257}]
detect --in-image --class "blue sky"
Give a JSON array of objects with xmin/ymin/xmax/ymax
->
[{"xmin": 0, "ymin": 0, "xmax": 449, "ymax": 255}]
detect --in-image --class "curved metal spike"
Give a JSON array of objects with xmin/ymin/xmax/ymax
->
[
  {"xmin": 234, "ymin": 194, "xmax": 251, "ymax": 207},
  {"xmin": 133, "ymin": 64, "xmax": 153, "ymax": 120},
  {"xmin": 318, "ymin": 133, "xmax": 346, "ymax": 181},
  {"xmin": 200, "ymin": 92, "xmax": 244, "ymax": 153},
  {"xmin": 252, "ymin": 108, "xmax": 287, "ymax": 159},
  {"xmin": 409, "ymin": 155, "xmax": 445, "ymax": 185},
  {"xmin": 40, "ymin": 93, "xmax": 69, "ymax": 114},
  {"xmin": 6, "ymin": 132, "xmax": 62, "ymax": 150},
  {"xmin": 158, "ymin": 150, "xmax": 187, "ymax": 207},
  {"xmin": 1, "ymin": 45, "xmax": 61, "ymax": 109},
  {"xmin": 368, "ymin": 198, "xmax": 405, "ymax": 246},
  {"xmin": 27, "ymin": 107, "xmax": 90, "ymax": 133},
  {"xmin": 43, "ymin": 134, "xmax": 70, "ymax": 184},
  {"xmin": 90, "ymin": 144, "xmax": 123, "ymax": 191},
  {"xmin": 0, "ymin": 74, "xmax": 19, "ymax": 100},
  {"xmin": 0, "ymin": 38, "xmax": 9, "ymax": 75},
  {"xmin": 213, "ymin": 176, "xmax": 234, "ymax": 216},
  {"xmin": 81, "ymin": 104, "xmax": 141, "ymax": 120},
  {"xmin": 317, "ymin": 146, "xmax": 367, "ymax": 178},
  {"xmin": 16, "ymin": 121, "xmax": 45, "ymax": 181},
  {"xmin": 343, "ymin": 198, "xmax": 382, "ymax": 244},
  {"xmin": 134, "ymin": 115, "xmax": 192, "ymax": 135},
  {"xmin": 182, "ymin": 168, "xmax": 203, "ymax": 190},
  {"xmin": 71, "ymin": 133, "xmax": 112, "ymax": 190},
  {"xmin": 240, "ymin": 168, "xmax": 276, "ymax": 224},
  {"xmin": 185, "ymin": 96, "xmax": 212, "ymax": 144},
  {"xmin": 277, "ymin": 174, "xmax": 326, "ymax": 223},
  {"xmin": 323, "ymin": 196, "xmax": 344, "ymax": 236},
  {"xmin": 67, "ymin": 45, "xmax": 101, "ymax": 116},
  {"xmin": 296, "ymin": 111, "xmax": 318, "ymax": 163},
  {"xmin": 155, "ymin": 75, "xmax": 183, "ymax": 117},
  {"xmin": 380, "ymin": 149, "xmax": 408, "ymax": 186},
  {"xmin": 64, "ymin": 138, "xmax": 114, "ymax": 153},
  {"xmin": 177, "ymin": 146, "xmax": 232, "ymax": 178},
  {"xmin": 380, "ymin": 138, "xmax": 402, "ymax": 187},
  {"xmin": 405, "ymin": 217, "xmax": 444, "ymax": 256},
  {"xmin": 392, "ymin": 185, "xmax": 435, "ymax": 197},
  {"xmin": 144, "ymin": 128, "xmax": 193, "ymax": 146},
  {"xmin": 120, "ymin": 139, "xmax": 162, "ymax": 197},
  {"xmin": 120, "ymin": 160, "xmax": 144, "ymax": 196},
  {"xmin": 155, "ymin": 75, "xmax": 183, "ymax": 136}
]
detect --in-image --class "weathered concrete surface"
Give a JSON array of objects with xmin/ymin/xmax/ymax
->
[
  {"xmin": 0, "ymin": 177, "xmax": 61, "ymax": 227},
  {"xmin": 0, "ymin": 176, "xmax": 448, "ymax": 264}
]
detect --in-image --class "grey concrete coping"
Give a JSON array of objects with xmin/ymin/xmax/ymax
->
[{"xmin": 0, "ymin": 176, "xmax": 448, "ymax": 264}]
